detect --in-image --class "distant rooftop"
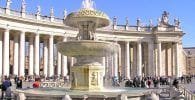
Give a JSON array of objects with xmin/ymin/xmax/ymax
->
[{"xmin": 184, "ymin": 47, "xmax": 195, "ymax": 56}]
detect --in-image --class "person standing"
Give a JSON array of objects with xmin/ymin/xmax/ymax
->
[
  {"xmin": 147, "ymin": 79, "xmax": 152, "ymax": 88},
  {"xmin": 16, "ymin": 77, "xmax": 23, "ymax": 89},
  {"xmin": 33, "ymin": 78, "xmax": 40, "ymax": 88},
  {"xmin": 172, "ymin": 78, "xmax": 179, "ymax": 89},
  {"xmin": 1, "ymin": 76, "xmax": 12, "ymax": 99}
]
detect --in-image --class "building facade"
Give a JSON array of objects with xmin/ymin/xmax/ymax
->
[
  {"xmin": 0, "ymin": 1, "xmax": 187, "ymax": 78},
  {"xmin": 184, "ymin": 47, "xmax": 195, "ymax": 75}
]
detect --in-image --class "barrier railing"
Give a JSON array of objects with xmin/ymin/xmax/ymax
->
[
  {"xmin": 0, "ymin": 7, "xmax": 64, "ymax": 24},
  {"xmin": 179, "ymin": 85, "xmax": 195, "ymax": 100},
  {"xmin": 40, "ymin": 81, "xmax": 68, "ymax": 88},
  {"xmin": 0, "ymin": 7, "xmax": 5, "ymax": 14}
]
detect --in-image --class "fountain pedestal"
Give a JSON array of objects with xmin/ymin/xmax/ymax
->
[
  {"xmin": 57, "ymin": 40, "xmax": 119, "ymax": 91},
  {"xmin": 71, "ymin": 63, "xmax": 104, "ymax": 91}
]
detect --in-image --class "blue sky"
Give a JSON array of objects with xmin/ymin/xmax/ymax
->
[{"xmin": 0, "ymin": 0, "xmax": 194, "ymax": 47}]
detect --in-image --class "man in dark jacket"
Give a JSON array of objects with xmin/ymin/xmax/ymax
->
[
  {"xmin": 1, "ymin": 76, "xmax": 12, "ymax": 99},
  {"xmin": 16, "ymin": 77, "xmax": 22, "ymax": 89},
  {"xmin": 172, "ymin": 78, "xmax": 179, "ymax": 89}
]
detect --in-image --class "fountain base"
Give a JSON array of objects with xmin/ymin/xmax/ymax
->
[
  {"xmin": 13, "ymin": 87, "xmax": 153, "ymax": 100},
  {"xmin": 70, "ymin": 63, "xmax": 104, "ymax": 91}
]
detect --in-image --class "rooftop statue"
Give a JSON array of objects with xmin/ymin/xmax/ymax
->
[
  {"xmin": 37, "ymin": 6, "xmax": 41, "ymax": 15},
  {"xmin": 161, "ymin": 11, "xmax": 169, "ymax": 25},
  {"xmin": 174, "ymin": 18, "xmax": 180, "ymax": 27},
  {"xmin": 63, "ymin": 9, "xmax": 67, "ymax": 19},
  {"xmin": 50, "ymin": 8, "xmax": 54, "ymax": 17},
  {"xmin": 125, "ymin": 17, "xmax": 129, "ymax": 26},
  {"xmin": 113, "ymin": 16, "xmax": 117, "ymax": 26},
  {"xmin": 82, "ymin": 0, "xmax": 94, "ymax": 10},
  {"xmin": 158, "ymin": 17, "xmax": 161, "ymax": 26},
  {"xmin": 6, "ymin": 0, "xmax": 12, "ymax": 9},
  {"xmin": 21, "ymin": 0, "xmax": 26, "ymax": 12},
  {"xmin": 137, "ymin": 18, "xmax": 141, "ymax": 27},
  {"xmin": 149, "ymin": 19, "xmax": 153, "ymax": 27}
]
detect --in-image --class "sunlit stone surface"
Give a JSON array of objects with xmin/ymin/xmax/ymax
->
[
  {"xmin": 57, "ymin": 0, "xmax": 119, "ymax": 91},
  {"xmin": 14, "ymin": 0, "xmax": 155, "ymax": 99}
]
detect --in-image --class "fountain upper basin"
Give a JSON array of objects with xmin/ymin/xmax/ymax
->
[
  {"xmin": 64, "ymin": 9, "xmax": 110, "ymax": 28},
  {"xmin": 57, "ymin": 40, "xmax": 119, "ymax": 57}
]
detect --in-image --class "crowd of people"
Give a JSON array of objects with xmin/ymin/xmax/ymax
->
[
  {"xmin": 123, "ymin": 76, "xmax": 172, "ymax": 88},
  {"xmin": 0, "ymin": 75, "xmax": 69, "ymax": 99},
  {"xmin": 111, "ymin": 75, "xmax": 194, "ymax": 89},
  {"xmin": 0, "ymin": 74, "xmax": 194, "ymax": 99},
  {"xmin": 180, "ymin": 75, "xmax": 193, "ymax": 84}
]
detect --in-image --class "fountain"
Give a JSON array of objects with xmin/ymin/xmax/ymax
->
[
  {"xmin": 13, "ymin": 0, "xmax": 154, "ymax": 99},
  {"xmin": 57, "ymin": 0, "xmax": 118, "ymax": 91}
]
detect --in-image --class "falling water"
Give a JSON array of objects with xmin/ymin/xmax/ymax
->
[{"xmin": 82, "ymin": 0, "xmax": 95, "ymax": 10}]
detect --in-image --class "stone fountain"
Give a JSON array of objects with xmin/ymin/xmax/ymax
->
[
  {"xmin": 57, "ymin": 0, "xmax": 118, "ymax": 91},
  {"xmin": 13, "ymin": 0, "xmax": 154, "ymax": 99}
]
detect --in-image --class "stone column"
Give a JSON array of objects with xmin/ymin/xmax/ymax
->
[
  {"xmin": 57, "ymin": 51, "xmax": 62, "ymax": 76},
  {"xmin": 118, "ymin": 44, "xmax": 122, "ymax": 76},
  {"xmin": 105, "ymin": 57, "xmax": 109, "ymax": 78},
  {"xmin": 61, "ymin": 38, "xmax": 68, "ymax": 76},
  {"xmin": 161, "ymin": 44, "xmax": 166, "ymax": 76},
  {"xmin": 157, "ymin": 42, "xmax": 162, "ymax": 76},
  {"xmin": 0, "ymin": 33, "xmax": 2, "ymax": 76},
  {"xmin": 125, "ymin": 41, "xmax": 130, "ymax": 79},
  {"xmin": 34, "ymin": 34, "xmax": 40, "ymax": 75},
  {"xmin": 113, "ymin": 52, "xmax": 118, "ymax": 77},
  {"xmin": 102, "ymin": 57, "xmax": 106, "ymax": 77},
  {"xmin": 61, "ymin": 55, "xmax": 68, "ymax": 76},
  {"xmin": 102, "ymin": 57, "xmax": 106, "ymax": 67},
  {"xmin": 3, "ymin": 29, "xmax": 10, "ymax": 76},
  {"xmin": 171, "ymin": 43, "xmax": 175, "ymax": 76},
  {"xmin": 29, "ymin": 36, "xmax": 34, "ymax": 76},
  {"xmin": 43, "ymin": 38, "xmax": 48, "ymax": 77},
  {"xmin": 48, "ymin": 35, "xmax": 54, "ymax": 77},
  {"xmin": 175, "ymin": 42, "xmax": 179, "ymax": 77},
  {"xmin": 167, "ymin": 43, "xmax": 172, "ymax": 76},
  {"xmin": 132, "ymin": 44, "xmax": 137, "ymax": 77},
  {"xmin": 19, "ymin": 31, "xmax": 25, "ymax": 76},
  {"xmin": 70, "ymin": 57, "xmax": 74, "ymax": 67},
  {"xmin": 137, "ymin": 41, "xmax": 142, "ymax": 77},
  {"xmin": 13, "ymin": 34, "xmax": 19, "ymax": 76},
  {"xmin": 111, "ymin": 56, "xmax": 114, "ymax": 77},
  {"xmin": 148, "ymin": 42, "xmax": 154, "ymax": 76},
  {"xmin": 108, "ymin": 56, "xmax": 113, "ymax": 77}
]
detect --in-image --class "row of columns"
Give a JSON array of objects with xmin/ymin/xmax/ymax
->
[
  {"xmin": 104, "ymin": 41, "xmax": 181, "ymax": 79},
  {"xmin": 0, "ymin": 29, "xmax": 181, "ymax": 78},
  {"xmin": 0, "ymin": 29, "xmax": 68, "ymax": 77}
]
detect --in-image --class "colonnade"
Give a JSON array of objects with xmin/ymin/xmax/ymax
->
[
  {"xmin": 104, "ymin": 41, "xmax": 182, "ymax": 79},
  {"xmin": 0, "ymin": 28, "xmax": 182, "ymax": 78},
  {"xmin": 0, "ymin": 29, "xmax": 68, "ymax": 77}
]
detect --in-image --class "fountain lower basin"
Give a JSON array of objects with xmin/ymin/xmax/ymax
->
[
  {"xmin": 14, "ymin": 87, "xmax": 152, "ymax": 100},
  {"xmin": 57, "ymin": 40, "xmax": 119, "ymax": 57}
]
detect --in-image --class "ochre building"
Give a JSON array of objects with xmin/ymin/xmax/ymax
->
[{"xmin": 184, "ymin": 47, "xmax": 195, "ymax": 75}]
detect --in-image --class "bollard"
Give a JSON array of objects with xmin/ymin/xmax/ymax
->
[
  {"xmin": 17, "ymin": 93, "xmax": 26, "ymax": 100},
  {"xmin": 62, "ymin": 93, "xmax": 72, "ymax": 100}
]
